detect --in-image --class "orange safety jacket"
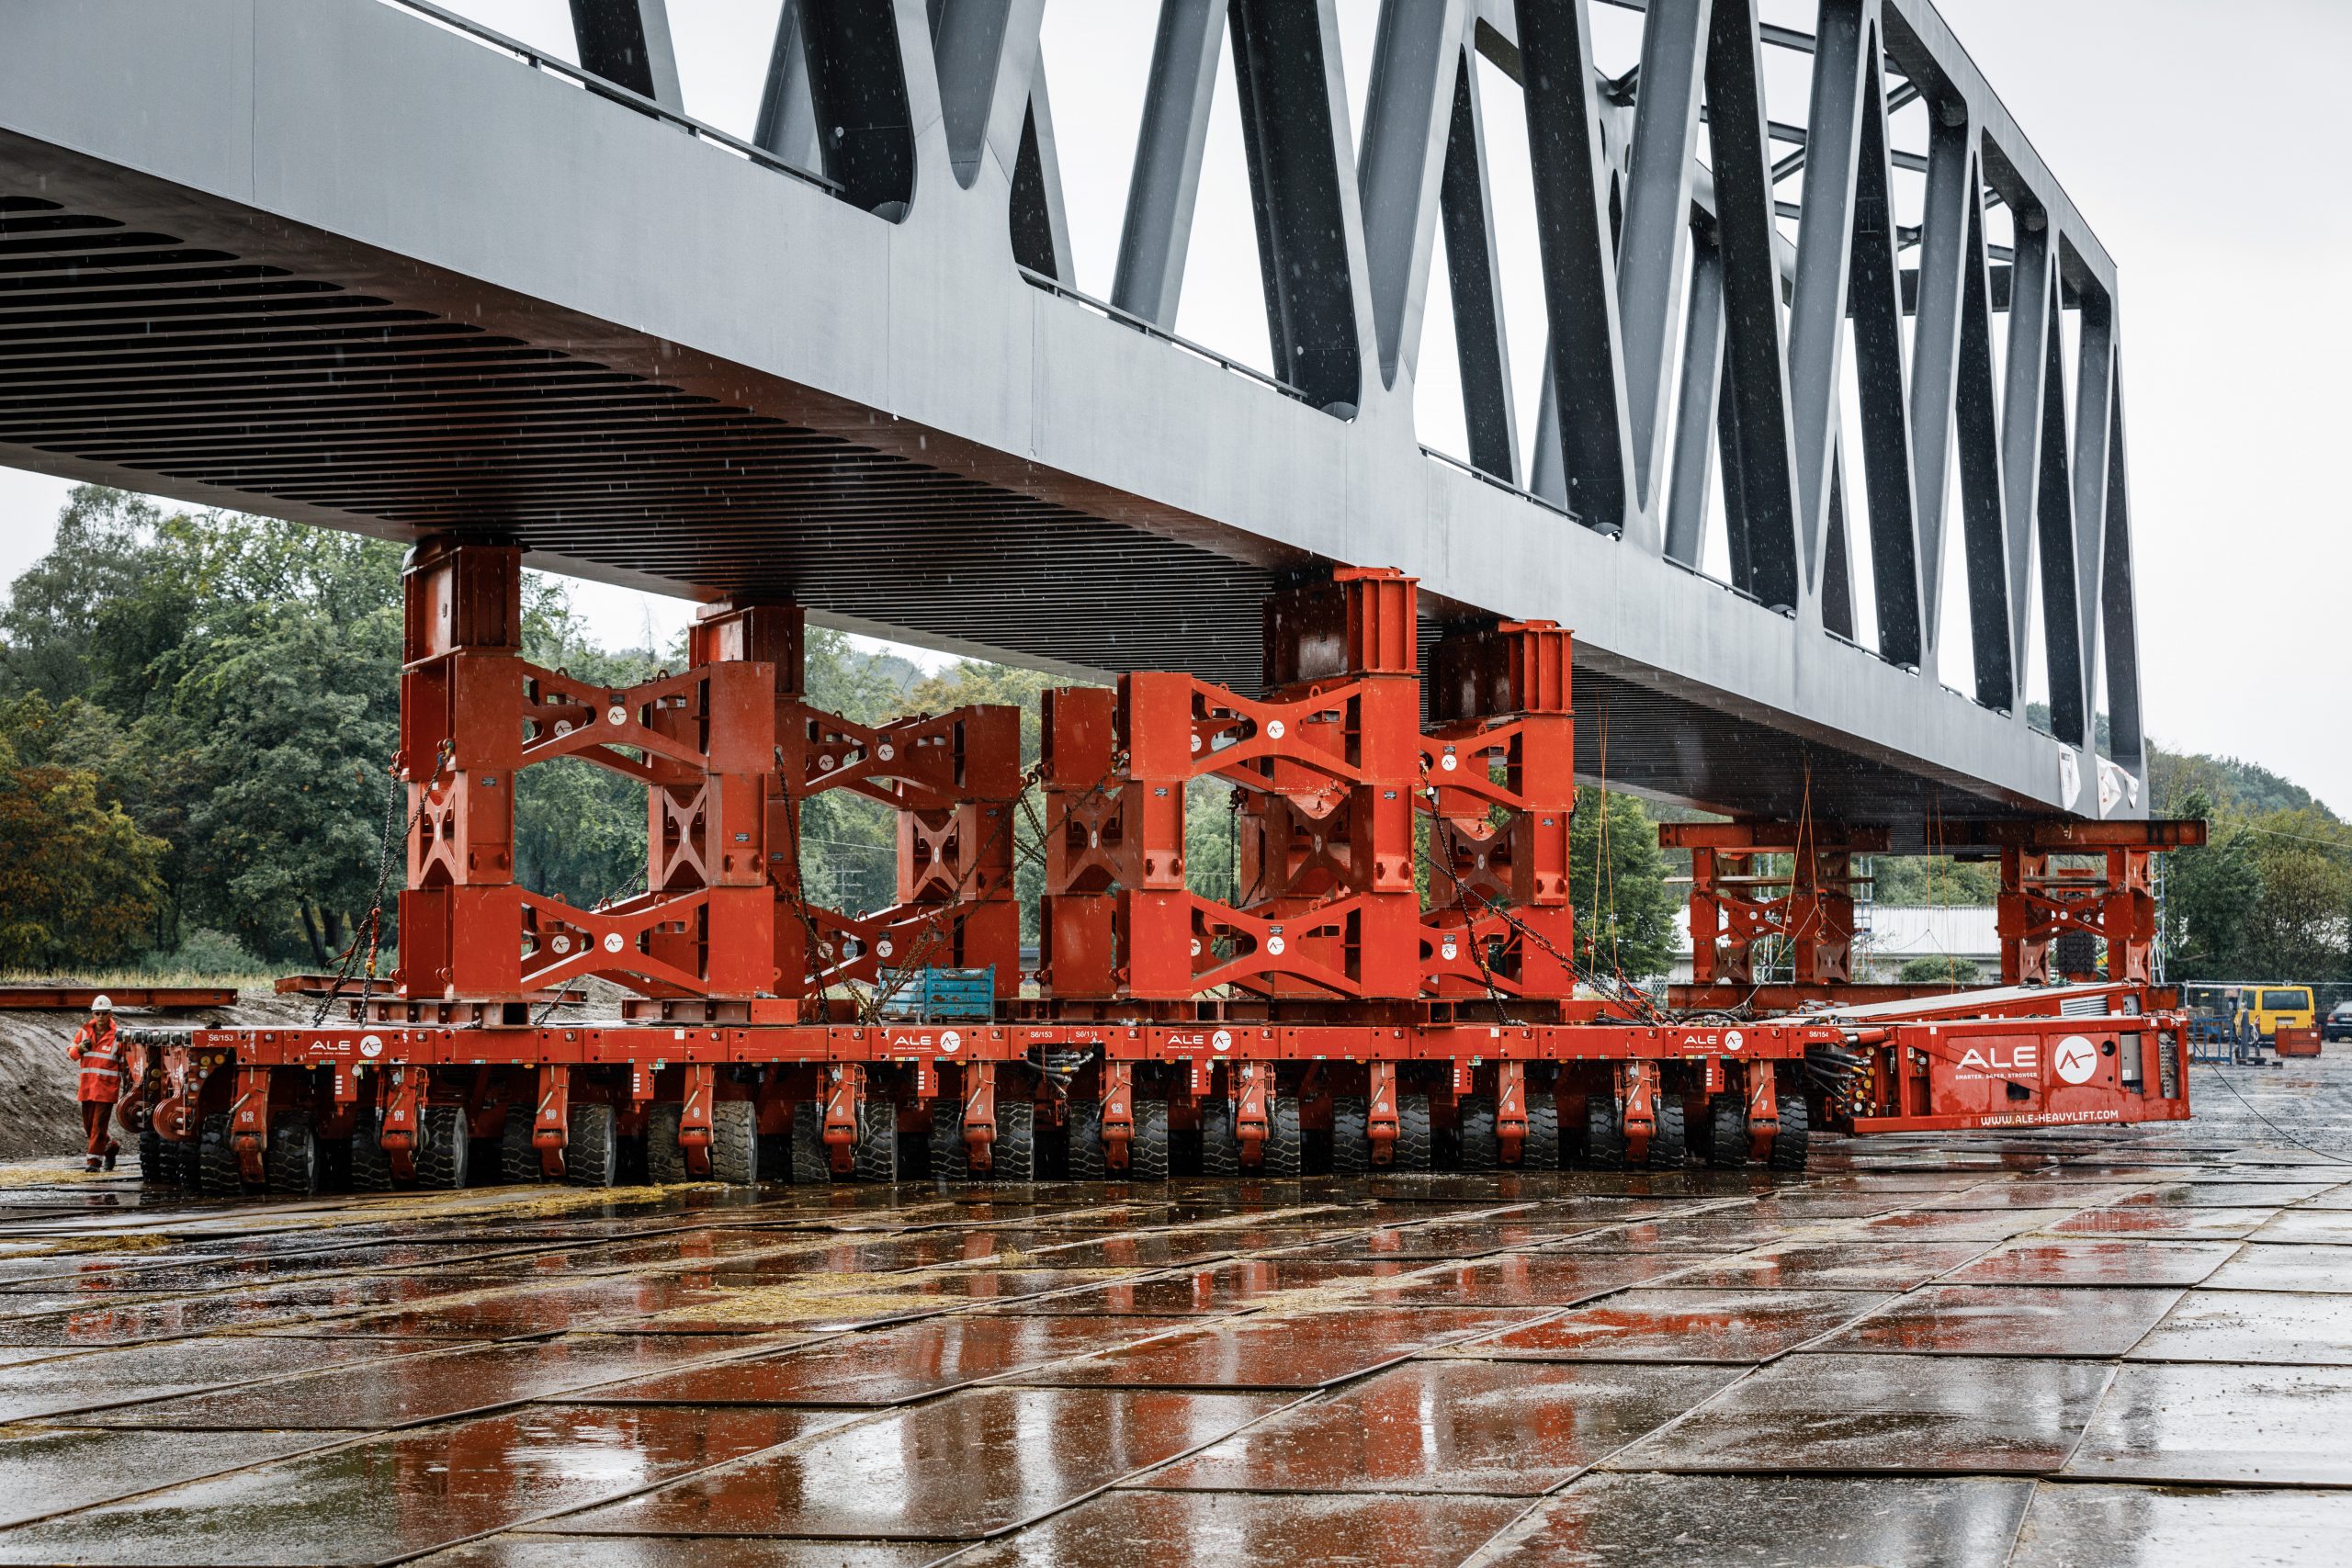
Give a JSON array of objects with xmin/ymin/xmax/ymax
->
[{"xmin": 68, "ymin": 1020, "xmax": 125, "ymax": 1104}]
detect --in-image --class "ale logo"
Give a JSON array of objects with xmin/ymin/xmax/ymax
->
[
  {"xmin": 939, "ymin": 1031, "xmax": 962, "ymax": 1055},
  {"xmin": 1211, "ymin": 1030, "xmax": 1234, "ymax": 1054},
  {"xmin": 2053, "ymin": 1034, "xmax": 2099, "ymax": 1086}
]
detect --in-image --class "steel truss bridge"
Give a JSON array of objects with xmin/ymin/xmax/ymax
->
[{"xmin": 0, "ymin": 0, "xmax": 2143, "ymax": 844}]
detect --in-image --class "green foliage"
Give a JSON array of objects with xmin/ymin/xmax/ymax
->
[
  {"xmin": 1185, "ymin": 778, "xmax": 1239, "ymax": 907},
  {"xmin": 2154, "ymin": 782, "xmax": 2351, "ymax": 983},
  {"xmin": 513, "ymin": 583, "xmax": 666, "ymax": 909},
  {"xmin": 2153, "ymin": 746, "xmax": 2327, "ymax": 819},
  {"xmin": 1869, "ymin": 855, "xmax": 2001, "ymax": 907},
  {"xmin": 1569, "ymin": 787, "xmax": 1678, "ymax": 981},
  {"xmin": 0, "ymin": 710, "xmax": 167, "ymax": 971},
  {"xmin": 140, "ymin": 927, "xmax": 266, "ymax": 978},
  {"xmin": 1899, "ymin": 954, "xmax": 1982, "ymax": 987},
  {"xmin": 1, "ymin": 494, "xmax": 404, "ymax": 962}
]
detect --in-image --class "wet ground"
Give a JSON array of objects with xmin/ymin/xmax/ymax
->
[{"xmin": 2, "ymin": 1052, "xmax": 2349, "ymax": 1566}]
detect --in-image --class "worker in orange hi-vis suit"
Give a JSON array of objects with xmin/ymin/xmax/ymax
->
[{"xmin": 66, "ymin": 996, "xmax": 124, "ymax": 1172}]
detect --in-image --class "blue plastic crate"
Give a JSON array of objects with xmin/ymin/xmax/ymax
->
[{"xmin": 876, "ymin": 965, "xmax": 997, "ymax": 1021}]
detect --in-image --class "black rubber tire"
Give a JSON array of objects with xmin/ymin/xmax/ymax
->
[
  {"xmin": 1066, "ymin": 1097, "xmax": 1106, "ymax": 1179},
  {"xmin": 1456, "ymin": 1094, "xmax": 1499, "ymax": 1171},
  {"xmin": 989, "ymin": 1099, "xmax": 1036, "ymax": 1181},
  {"xmin": 1770, "ymin": 1088, "xmax": 1811, "ymax": 1171},
  {"xmin": 198, "ymin": 1112, "xmax": 242, "ymax": 1196},
  {"xmin": 645, "ymin": 1102, "xmax": 687, "ymax": 1185},
  {"xmin": 929, "ymin": 1100, "xmax": 970, "ymax": 1181},
  {"xmin": 852, "ymin": 1092, "xmax": 899, "ymax": 1183},
  {"xmin": 1522, "ymin": 1096, "xmax": 1561, "ymax": 1169},
  {"xmin": 1129, "ymin": 1098, "xmax": 1170, "ymax": 1181},
  {"xmin": 263, "ymin": 1116, "xmax": 321, "ymax": 1197},
  {"xmin": 1705, "ymin": 1093, "xmax": 1747, "ymax": 1167},
  {"xmin": 349, "ymin": 1115, "xmax": 394, "ymax": 1192},
  {"xmin": 499, "ymin": 1111, "xmax": 539, "ymax": 1185},
  {"xmin": 710, "ymin": 1100, "xmax": 760, "ymax": 1185},
  {"xmin": 137, "ymin": 1131, "xmax": 181, "ymax": 1187},
  {"xmin": 1390, "ymin": 1093, "xmax": 1433, "ymax": 1172},
  {"xmin": 789, "ymin": 1100, "xmax": 831, "ymax": 1185},
  {"xmin": 1585, "ymin": 1094, "xmax": 1626, "ymax": 1169},
  {"xmin": 1702, "ymin": 1093, "xmax": 1748, "ymax": 1168},
  {"xmin": 1330, "ymin": 1096, "xmax": 1371, "ymax": 1174},
  {"xmin": 413, "ymin": 1105, "xmax": 470, "ymax": 1190},
  {"xmin": 1645, "ymin": 1096, "xmax": 1688, "ymax": 1169},
  {"xmin": 1200, "ymin": 1099, "xmax": 1241, "ymax": 1177},
  {"xmin": 1261, "ymin": 1096, "xmax": 1303, "ymax": 1178},
  {"xmin": 566, "ymin": 1101, "xmax": 617, "ymax": 1188}
]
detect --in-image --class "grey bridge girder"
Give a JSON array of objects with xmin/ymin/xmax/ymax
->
[{"xmin": 0, "ymin": 0, "xmax": 2146, "ymax": 838}]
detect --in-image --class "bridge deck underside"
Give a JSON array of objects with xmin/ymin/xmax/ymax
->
[{"xmin": 0, "ymin": 183, "xmax": 2012, "ymax": 837}]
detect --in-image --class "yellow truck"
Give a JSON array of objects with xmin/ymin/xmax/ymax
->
[{"xmin": 2183, "ymin": 983, "xmax": 2316, "ymax": 1049}]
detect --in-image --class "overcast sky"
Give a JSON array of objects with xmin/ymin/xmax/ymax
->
[{"xmin": 0, "ymin": 0, "xmax": 2340, "ymax": 810}]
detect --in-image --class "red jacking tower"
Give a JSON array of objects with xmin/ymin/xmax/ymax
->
[{"xmin": 118, "ymin": 544, "xmax": 2198, "ymax": 1196}]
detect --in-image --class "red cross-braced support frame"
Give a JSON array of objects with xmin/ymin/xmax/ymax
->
[
  {"xmin": 693, "ymin": 600, "xmax": 1022, "ymax": 1013},
  {"xmin": 1420, "ymin": 621, "xmax": 1577, "ymax": 1008},
  {"xmin": 1977, "ymin": 819, "xmax": 2204, "ymax": 987},
  {"xmin": 1663, "ymin": 822, "xmax": 1894, "ymax": 993},
  {"xmin": 391, "ymin": 544, "xmax": 1018, "ymax": 1024},
  {"xmin": 1042, "ymin": 569, "xmax": 1426, "ymax": 1006},
  {"xmin": 395, "ymin": 538, "xmax": 779, "ymax": 1011}
]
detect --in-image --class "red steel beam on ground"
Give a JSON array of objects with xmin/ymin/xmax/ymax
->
[{"xmin": 0, "ymin": 986, "xmax": 237, "ymax": 1010}]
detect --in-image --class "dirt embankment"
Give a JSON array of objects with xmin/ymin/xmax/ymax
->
[{"xmin": 0, "ymin": 991, "xmax": 316, "ymax": 1163}]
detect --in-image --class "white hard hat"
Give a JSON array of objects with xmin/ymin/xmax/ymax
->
[{"xmin": 89, "ymin": 995, "xmax": 113, "ymax": 1012}]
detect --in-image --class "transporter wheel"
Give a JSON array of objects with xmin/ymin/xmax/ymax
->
[
  {"xmin": 1261, "ymin": 1097, "xmax": 1303, "ymax": 1178},
  {"xmin": 1645, "ymin": 1097, "xmax": 1688, "ymax": 1169},
  {"xmin": 852, "ymin": 1093, "xmax": 899, "ymax": 1183},
  {"xmin": 1128, "ymin": 1099, "xmax": 1171, "ymax": 1181},
  {"xmin": 348, "ymin": 1115, "xmax": 394, "ymax": 1192},
  {"xmin": 645, "ymin": 1103, "xmax": 687, "ymax": 1185},
  {"xmin": 1199, "ymin": 1100, "xmax": 1241, "ymax": 1177},
  {"xmin": 1391, "ymin": 1093, "xmax": 1433, "ymax": 1172},
  {"xmin": 788, "ymin": 1101, "xmax": 831, "ymax": 1185},
  {"xmin": 263, "ymin": 1115, "xmax": 321, "ymax": 1197},
  {"xmin": 1521, "ymin": 1097, "xmax": 1561, "ymax": 1170},
  {"xmin": 710, "ymin": 1100, "xmax": 760, "ymax": 1186},
  {"xmin": 1456, "ymin": 1094, "xmax": 1499, "ymax": 1171},
  {"xmin": 989, "ymin": 1100, "xmax": 1037, "ymax": 1182},
  {"xmin": 197, "ymin": 1112, "xmax": 243, "ymax": 1196},
  {"xmin": 1584, "ymin": 1095, "xmax": 1626, "ymax": 1169},
  {"xmin": 1769, "ymin": 1089, "xmax": 1811, "ymax": 1172},
  {"xmin": 929, "ymin": 1101, "xmax": 970, "ymax": 1182},
  {"xmin": 1330, "ymin": 1096, "xmax": 1371, "ymax": 1175},
  {"xmin": 137, "ymin": 1131, "xmax": 181, "ymax": 1187},
  {"xmin": 566, "ymin": 1102, "xmax": 617, "ymax": 1188},
  {"xmin": 413, "ymin": 1105, "xmax": 470, "ymax": 1190},
  {"xmin": 499, "ymin": 1111, "xmax": 540, "ymax": 1185},
  {"xmin": 1702, "ymin": 1094, "xmax": 1748, "ymax": 1168},
  {"xmin": 1066, "ymin": 1098, "xmax": 1107, "ymax": 1179}
]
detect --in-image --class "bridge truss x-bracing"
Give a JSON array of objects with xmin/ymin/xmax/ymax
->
[{"xmin": 0, "ymin": 0, "xmax": 2139, "ymax": 833}]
